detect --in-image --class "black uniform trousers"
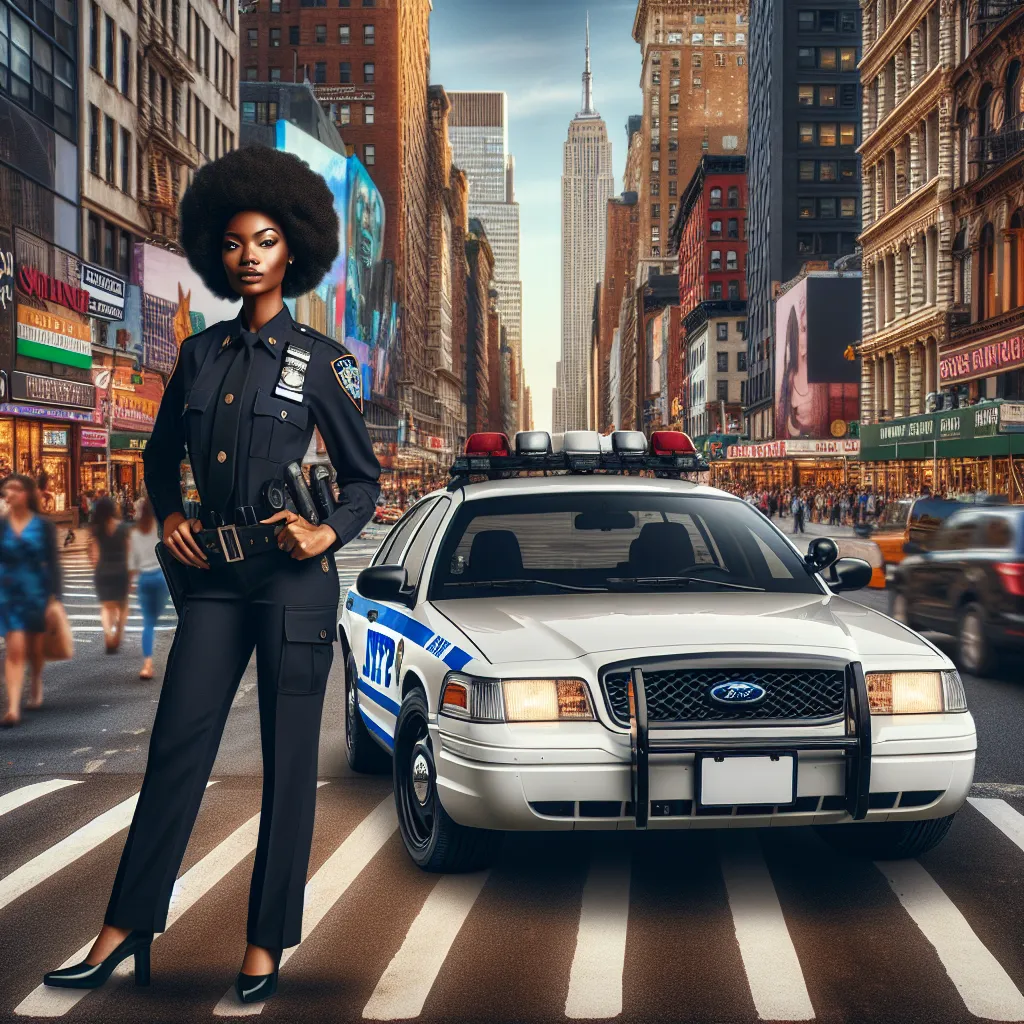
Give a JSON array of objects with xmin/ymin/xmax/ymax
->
[{"xmin": 104, "ymin": 549, "xmax": 340, "ymax": 949}]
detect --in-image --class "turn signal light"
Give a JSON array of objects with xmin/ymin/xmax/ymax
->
[{"xmin": 865, "ymin": 671, "xmax": 944, "ymax": 714}]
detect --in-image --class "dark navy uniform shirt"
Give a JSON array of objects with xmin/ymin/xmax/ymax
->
[{"xmin": 143, "ymin": 305, "xmax": 381, "ymax": 549}]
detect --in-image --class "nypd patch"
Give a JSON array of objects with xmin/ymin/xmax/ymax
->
[{"xmin": 333, "ymin": 354, "xmax": 363, "ymax": 413}]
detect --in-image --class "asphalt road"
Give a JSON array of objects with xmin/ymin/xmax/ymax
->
[{"xmin": 2, "ymin": 524, "xmax": 1023, "ymax": 1023}]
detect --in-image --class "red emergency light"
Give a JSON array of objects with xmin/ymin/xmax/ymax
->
[
  {"xmin": 650, "ymin": 431, "xmax": 698, "ymax": 456},
  {"xmin": 465, "ymin": 432, "xmax": 511, "ymax": 457}
]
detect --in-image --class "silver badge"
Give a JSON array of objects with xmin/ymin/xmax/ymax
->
[{"xmin": 275, "ymin": 344, "xmax": 311, "ymax": 401}]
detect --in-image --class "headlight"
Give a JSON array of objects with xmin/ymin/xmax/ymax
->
[
  {"xmin": 865, "ymin": 669, "xmax": 967, "ymax": 714},
  {"xmin": 440, "ymin": 673, "xmax": 595, "ymax": 722}
]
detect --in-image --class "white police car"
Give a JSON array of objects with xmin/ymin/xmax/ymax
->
[{"xmin": 338, "ymin": 430, "xmax": 976, "ymax": 872}]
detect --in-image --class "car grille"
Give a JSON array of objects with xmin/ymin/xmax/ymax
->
[{"xmin": 601, "ymin": 666, "xmax": 847, "ymax": 726}]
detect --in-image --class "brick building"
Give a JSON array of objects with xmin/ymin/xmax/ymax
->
[
  {"xmin": 239, "ymin": 0, "xmax": 434, "ymax": 461},
  {"xmin": 465, "ymin": 218, "xmax": 495, "ymax": 433},
  {"xmin": 631, "ymin": 0, "xmax": 749, "ymax": 281},
  {"xmin": 670, "ymin": 154, "xmax": 748, "ymax": 439}
]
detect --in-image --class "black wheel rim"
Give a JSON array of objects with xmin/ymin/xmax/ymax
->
[{"xmin": 396, "ymin": 706, "xmax": 435, "ymax": 852}]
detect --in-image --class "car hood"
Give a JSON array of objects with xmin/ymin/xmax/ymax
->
[{"xmin": 431, "ymin": 592, "xmax": 942, "ymax": 665}]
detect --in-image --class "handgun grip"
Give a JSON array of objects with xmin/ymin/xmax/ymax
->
[
  {"xmin": 310, "ymin": 465, "xmax": 337, "ymax": 522},
  {"xmin": 284, "ymin": 462, "xmax": 319, "ymax": 526}
]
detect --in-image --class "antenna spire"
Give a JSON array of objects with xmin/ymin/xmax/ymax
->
[{"xmin": 581, "ymin": 12, "xmax": 596, "ymax": 116}]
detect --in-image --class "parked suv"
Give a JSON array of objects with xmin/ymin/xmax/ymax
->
[{"xmin": 890, "ymin": 506, "xmax": 1024, "ymax": 676}]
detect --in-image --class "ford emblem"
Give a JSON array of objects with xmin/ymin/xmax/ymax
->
[{"xmin": 708, "ymin": 681, "xmax": 767, "ymax": 706}]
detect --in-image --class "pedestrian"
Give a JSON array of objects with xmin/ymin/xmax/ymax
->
[
  {"xmin": 129, "ymin": 498, "xmax": 168, "ymax": 681},
  {"xmin": 89, "ymin": 496, "xmax": 131, "ymax": 654},
  {"xmin": 42, "ymin": 146, "xmax": 380, "ymax": 1003},
  {"xmin": 0, "ymin": 474, "xmax": 63, "ymax": 726}
]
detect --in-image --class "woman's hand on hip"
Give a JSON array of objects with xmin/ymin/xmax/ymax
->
[
  {"xmin": 261, "ymin": 510, "xmax": 337, "ymax": 560},
  {"xmin": 163, "ymin": 512, "xmax": 209, "ymax": 569}
]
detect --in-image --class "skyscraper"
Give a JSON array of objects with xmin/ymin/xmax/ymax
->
[
  {"xmin": 447, "ymin": 92, "xmax": 524, "ymax": 426},
  {"xmin": 557, "ymin": 17, "xmax": 614, "ymax": 431}
]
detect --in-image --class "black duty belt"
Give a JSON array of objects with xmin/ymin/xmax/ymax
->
[{"xmin": 197, "ymin": 523, "xmax": 280, "ymax": 564}]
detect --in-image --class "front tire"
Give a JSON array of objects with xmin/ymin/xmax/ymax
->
[
  {"xmin": 393, "ymin": 688, "xmax": 502, "ymax": 872},
  {"xmin": 344, "ymin": 652, "xmax": 391, "ymax": 774},
  {"xmin": 958, "ymin": 602, "xmax": 995, "ymax": 677},
  {"xmin": 818, "ymin": 813, "xmax": 956, "ymax": 859}
]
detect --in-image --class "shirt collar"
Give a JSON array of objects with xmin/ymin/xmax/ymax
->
[{"xmin": 221, "ymin": 305, "xmax": 293, "ymax": 359}]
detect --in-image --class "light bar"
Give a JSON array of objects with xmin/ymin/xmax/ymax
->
[
  {"xmin": 611, "ymin": 431, "xmax": 648, "ymax": 463},
  {"xmin": 466, "ymin": 432, "xmax": 510, "ymax": 456},
  {"xmin": 650, "ymin": 430, "xmax": 698, "ymax": 456},
  {"xmin": 515, "ymin": 430, "xmax": 552, "ymax": 456},
  {"xmin": 559, "ymin": 430, "xmax": 602, "ymax": 471}
]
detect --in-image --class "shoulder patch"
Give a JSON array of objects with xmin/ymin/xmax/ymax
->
[{"xmin": 332, "ymin": 354, "xmax": 363, "ymax": 413}]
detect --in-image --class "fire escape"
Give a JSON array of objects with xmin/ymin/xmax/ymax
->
[{"xmin": 137, "ymin": 0, "xmax": 200, "ymax": 246}]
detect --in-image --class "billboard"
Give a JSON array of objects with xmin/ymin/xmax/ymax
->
[
  {"xmin": 274, "ymin": 122, "xmax": 397, "ymax": 407},
  {"xmin": 774, "ymin": 275, "xmax": 860, "ymax": 440}
]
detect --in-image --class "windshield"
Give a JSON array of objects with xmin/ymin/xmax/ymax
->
[
  {"xmin": 428, "ymin": 492, "xmax": 821, "ymax": 599},
  {"xmin": 877, "ymin": 499, "xmax": 912, "ymax": 530}
]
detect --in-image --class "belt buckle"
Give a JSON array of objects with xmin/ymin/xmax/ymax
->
[{"xmin": 217, "ymin": 524, "xmax": 244, "ymax": 563}]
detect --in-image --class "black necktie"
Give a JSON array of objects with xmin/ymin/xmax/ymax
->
[{"xmin": 205, "ymin": 332, "xmax": 257, "ymax": 515}]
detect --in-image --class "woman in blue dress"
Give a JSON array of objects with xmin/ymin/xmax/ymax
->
[{"xmin": 1, "ymin": 474, "xmax": 63, "ymax": 727}]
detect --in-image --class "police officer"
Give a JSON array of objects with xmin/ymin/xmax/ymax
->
[{"xmin": 43, "ymin": 147, "xmax": 380, "ymax": 1004}]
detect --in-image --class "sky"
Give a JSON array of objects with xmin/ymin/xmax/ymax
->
[{"xmin": 430, "ymin": 0, "xmax": 643, "ymax": 433}]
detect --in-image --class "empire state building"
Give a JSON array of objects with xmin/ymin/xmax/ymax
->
[{"xmin": 554, "ymin": 17, "xmax": 614, "ymax": 432}]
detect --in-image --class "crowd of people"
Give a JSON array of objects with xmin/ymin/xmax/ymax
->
[{"xmin": 0, "ymin": 480, "xmax": 169, "ymax": 727}]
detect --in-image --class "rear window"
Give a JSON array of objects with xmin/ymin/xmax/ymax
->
[{"xmin": 428, "ymin": 492, "xmax": 821, "ymax": 600}]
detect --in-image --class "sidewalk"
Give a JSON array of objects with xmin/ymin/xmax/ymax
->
[{"xmin": 765, "ymin": 514, "xmax": 857, "ymax": 538}]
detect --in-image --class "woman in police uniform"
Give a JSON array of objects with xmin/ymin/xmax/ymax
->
[{"xmin": 43, "ymin": 147, "xmax": 381, "ymax": 1004}]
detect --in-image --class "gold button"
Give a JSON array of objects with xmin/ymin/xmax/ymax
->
[
  {"xmin": 268, "ymin": 337, "xmax": 277, "ymax": 346},
  {"xmin": 217, "ymin": 451, "xmax": 227, "ymax": 463},
  {"xmin": 224, "ymin": 393, "xmax": 234, "ymax": 404},
  {"xmin": 280, "ymin": 410, "xmax": 287, "ymax": 419},
  {"xmin": 320, "ymin": 630, "xmax": 327, "ymax": 639},
  {"xmin": 222, "ymin": 337, "xmax": 230, "ymax": 347}
]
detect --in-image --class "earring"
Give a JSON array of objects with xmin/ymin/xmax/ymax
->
[{"xmin": 288, "ymin": 257, "xmax": 294, "ymax": 265}]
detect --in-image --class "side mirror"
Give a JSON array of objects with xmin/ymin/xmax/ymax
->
[
  {"xmin": 826, "ymin": 557, "xmax": 873, "ymax": 593},
  {"xmin": 805, "ymin": 537, "xmax": 840, "ymax": 573},
  {"xmin": 903, "ymin": 540, "xmax": 923, "ymax": 556},
  {"xmin": 356, "ymin": 565, "xmax": 414, "ymax": 606}
]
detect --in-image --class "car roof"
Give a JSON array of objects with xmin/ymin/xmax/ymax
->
[{"xmin": 423, "ymin": 475, "xmax": 744, "ymax": 503}]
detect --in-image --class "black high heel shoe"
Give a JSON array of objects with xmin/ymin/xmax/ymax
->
[
  {"xmin": 43, "ymin": 930, "xmax": 153, "ymax": 989},
  {"xmin": 235, "ymin": 956, "xmax": 280, "ymax": 1004}
]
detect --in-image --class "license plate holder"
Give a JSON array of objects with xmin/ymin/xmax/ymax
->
[{"xmin": 697, "ymin": 751, "xmax": 797, "ymax": 809}]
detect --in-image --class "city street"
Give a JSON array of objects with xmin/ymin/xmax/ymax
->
[{"xmin": 1, "ymin": 526, "xmax": 1024, "ymax": 1023}]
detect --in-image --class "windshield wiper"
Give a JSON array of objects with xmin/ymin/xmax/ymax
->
[
  {"xmin": 445, "ymin": 578, "xmax": 608, "ymax": 593},
  {"xmin": 606, "ymin": 576, "xmax": 765, "ymax": 592}
]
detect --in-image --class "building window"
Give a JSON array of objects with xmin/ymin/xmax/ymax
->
[
  {"xmin": 691, "ymin": 32, "xmax": 704, "ymax": 44},
  {"xmin": 364, "ymin": 103, "xmax": 374, "ymax": 124},
  {"xmin": 710, "ymin": 219, "xmax": 722, "ymax": 237},
  {"xmin": 247, "ymin": 27, "xmax": 258, "ymax": 47},
  {"xmin": 819, "ymin": 123, "xmax": 838, "ymax": 146},
  {"xmin": 798, "ymin": 84, "xmax": 814, "ymax": 106},
  {"xmin": 270, "ymin": 27, "xmax": 281, "ymax": 46},
  {"xmin": 797, "ymin": 233, "xmax": 819, "ymax": 255},
  {"xmin": 819, "ymin": 197, "xmax": 836, "ymax": 219},
  {"xmin": 652, "ymin": 203, "xmax": 660, "ymax": 220},
  {"xmin": 339, "ymin": 103, "xmax": 351, "ymax": 124},
  {"xmin": 289, "ymin": 25, "xmax": 299, "ymax": 44},
  {"xmin": 819, "ymin": 85, "xmax": 837, "ymax": 107},
  {"xmin": 241, "ymin": 101, "xmax": 256, "ymax": 122},
  {"xmin": 799, "ymin": 160, "xmax": 815, "ymax": 182},
  {"xmin": 840, "ymin": 160, "xmax": 857, "ymax": 181},
  {"xmin": 89, "ymin": 104, "xmax": 100, "ymax": 174},
  {"xmin": 840, "ymin": 47, "xmax": 857, "ymax": 71},
  {"xmin": 339, "ymin": 61, "xmax": 351, "ymax": 82},
  {"xmin": 799, "ymin": 123, "xmax": 815, "ymax": 146},
  {"xmin": 89, "ymin": 2, "xmax": 99, "ymax": 69},
  {"xmin": 727, "ymin": 217, "xmax": 739, "ymax": 238},
  {"xmin": 738, "ymin": 321, "xmax": 747, "ymax": 340},
  {"xmin": 798, "ymin": 47, "xmax": 815, "ymax": 68},
  {"xmin": 652, "ymin": 159, "xmax": 660, "ymax": 172},
  {"xmin": 820, "ymin": 160, "xmax": 838, "ymax": 182},
  {"xmin": 738, "ymin": 351, "xmax": 748, "ymax": 371},
  {"xmin": 120, "ymin": 127, "xmax": 131, "ymax": 192},
  {"xmin": 840, "ymin": 197, "xmax": 857, "ymax": 218},
  {"xmin": 339, "ymin": 24, "xmax": 350, "ymax": 43},
  {"xmin": 364, "ymin": 24, "xmax": 375, "ymax": 44},
  {"xmin": 715, "ymin": 52, "xmax": 726, "ymax": 67},
  {"xmin": 717, "ymin": 351, "xmax": 729, "ymax": 370},
  {"xmin": 120, "ymin": 31, "xmax": 131, "ymax": 94},
  {"xmin": 839, "ymin": 123, "xmax": 857, "ymax": 146},
  {"xmin": 244, "ymin": 66, "xmax": 257, "ymax": 81},
  {"xmin": 315, "ymin": 23, "xmax": 326, "ymax": 43},
  {"xmin": 710, "ymin": 249, "xmax": 722, "ymax": 270},
  {"xmin": 819, "ymin": 48, "xmax": 837, "ymax": 70},
  {"xmin": 710, "ymin": 186, "xmax": 722, "ymax": 207},
  {"xmin": 841, "ymin": 11, "xmax": 857, "ymax": 32},
  {"xmin": 363, "ymin": 0, "xmax": 375, "ymax": 6},
  {"xmin": 692, "ymin": 52, "xmax": 702, "ymax": 68},
  {"xmin": 841, "ymin": 84, "xmax": 857, "ymax": 107},
  {"xmin": 668, "ymin": 180, "xmax": 677, "ymax": 197},
  {"xmin": 727, "ymin": 186, "xmax": 739, "ymax": 207},
  {"xmin": 314, "ymin": 61, "xmax": 326, "ymax": 83},
  {"xmin": 726, "ymin": 250, "xmax": 738, "ymax": 270},
  {"xmin": 104, "ymin": 114, "xmax": 115, "ymax": 183},
  {"xmin": 363, "ymin": 61, "xmax": 374, "ymax": 83},
  {"xmin": 737, "ymin": 55, "xmax": 745, "ymax": 66},
  {"xmin": 710, "ymin": 282, "xmax": 723, "ymax": 299},
  {"xmin": 798, "ymin": 10, "xmax": 815, "ymax": 31},
  {"xmin": 717, "ymin": 380, "xmax": 730, "ymax": 403},
  {"xmin": 799, "ymin": 198, "xmax": 815, "ymax": 219},
  {"xmin": 693, "ymin": 75, "xmax": 702, "ymax": 89},
  {"xmin": 651, "ymin": 180, "xmax": 660, "ymax": 196},
  {"xmin": 364, "ymin": 143, "xmax": 375, "ymax": 165},
  {"xmin": 716, "ymin": 323, "xmax": 729, "ymax": 342},
  {"xmin": 270, "ymin": 67, "xmax": 281, "ymax": 81}
]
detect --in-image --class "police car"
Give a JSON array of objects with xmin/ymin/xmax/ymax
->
[{"xmin": 338, "ymin": 430, "xmax": 977, "ymax": 872}]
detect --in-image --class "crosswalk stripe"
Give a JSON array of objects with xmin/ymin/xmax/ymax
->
[
  {"xmin": 877, "ymin": 858, "xmax": 1024, "ymax": 1021},
  {"xmin": 564, "ymin": 846, "xmax": 631, "ymax": 1020},
  {"xmin": 718, "ymin": 831, "xmax": 815, "ymax": 1022},
  {"xmin": 0, "ymin": 780, "xmax": 81, "ymax": 818},
  {"xmin": 362, "ymin": 871, "xmax": 490, "ymax": 1020},
  {"xmin": 13, "ymin": 781, "xmax": 329, "ymax": 1017},
  {"xmin": 968, "ymin": 798, "xmax": 1024, "ymax": 855},
  {"xmin": 0, "ymin": 782, "xmax": 215, "ymax": 915},
  {"xmin": 212, "ymin": 796, "xmax": 398, "ymax": 1016}
]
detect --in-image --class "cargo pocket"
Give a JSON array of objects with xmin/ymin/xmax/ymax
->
[{"xmin": 279, "ymin": 605, "xmax": 336, "ymax": 695}]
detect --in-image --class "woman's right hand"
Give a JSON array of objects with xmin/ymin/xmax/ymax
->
[{"xmin": 162, "ymin": 512, "xmax": 209, "ymax": 569}]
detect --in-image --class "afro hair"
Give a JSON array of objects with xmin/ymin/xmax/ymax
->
[{"xmin": 178, "ymin": 145, "xmax": 340, "ymax": 300}]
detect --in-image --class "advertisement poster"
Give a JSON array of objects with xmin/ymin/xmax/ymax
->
[
  {"xmin": 135, "ymin": 243, "xmax": 240, "ymax": 376},
  {"xmin": 274, "ymin": 122, "xmax": 397, "ymax": 407},
  {"xmin": 105, "ymin": 283, "xmax": 145, "ymax": 363},
  {"xmin": 92, "ymin": 366, "xmax": 165, "ymax": 431},
  {"xmin": 774, "ymin": 275, "xmax": 860, "ymax": 440}
]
